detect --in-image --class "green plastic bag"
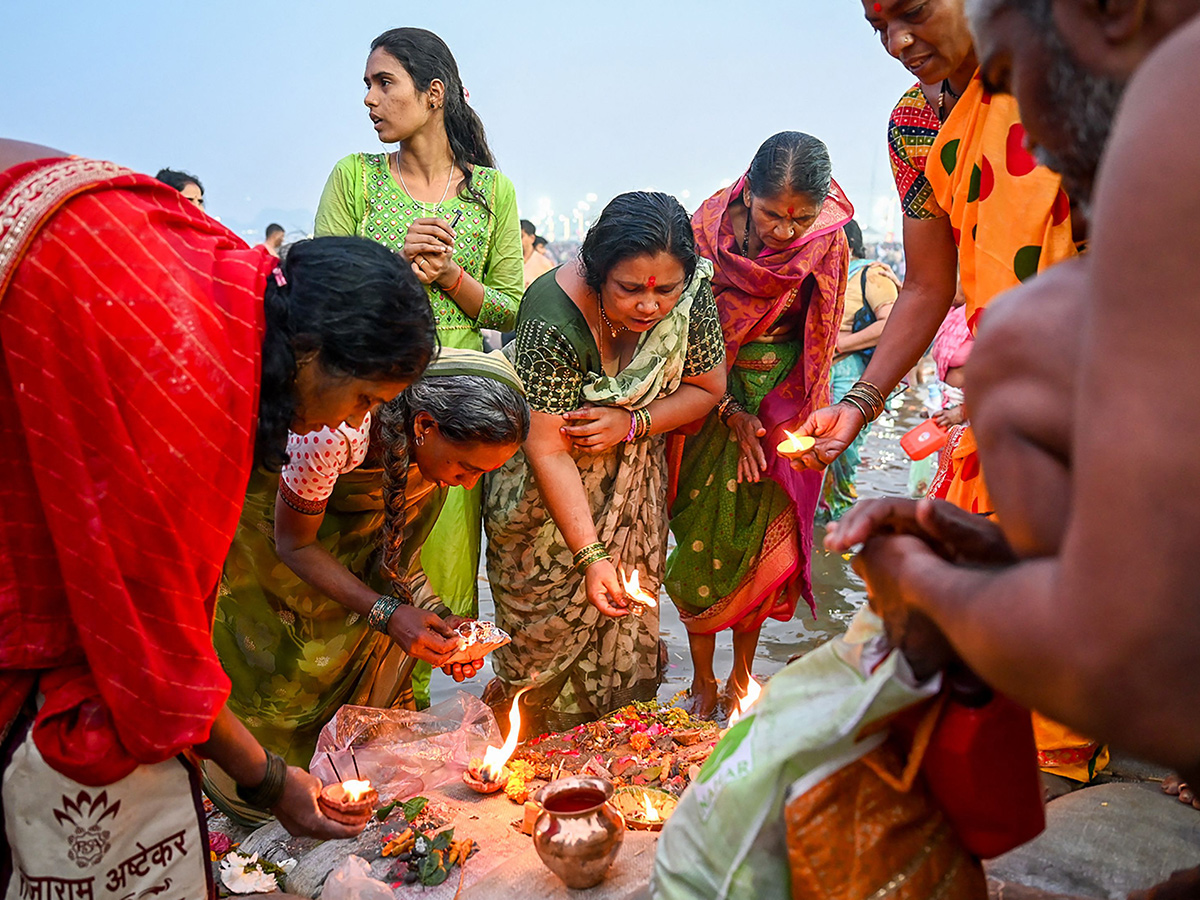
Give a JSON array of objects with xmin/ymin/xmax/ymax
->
[{"xmin": 652, "ymin": 611, "xmax": 940, "ymax": 900}]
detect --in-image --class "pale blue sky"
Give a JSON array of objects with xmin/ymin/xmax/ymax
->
[{"xmin": 1, "ymin": 1, "xmax": 916, "ymax": 241}]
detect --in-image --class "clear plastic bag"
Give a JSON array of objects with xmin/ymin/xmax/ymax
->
[
  {"xmin": 321, "ymin": 855, "xmax": 393, "ymax": 900},
  {"xmin": 310, "ymin": 691, "xmax": 500, "ymax": 801}
]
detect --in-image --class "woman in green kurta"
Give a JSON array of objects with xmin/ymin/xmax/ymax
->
[
  {"xmin": 314, "ymin": 28, "xmax": 524, "ymax": 657},
  {"xmin": 207, "ymin": 350, "xmax": 529, "ymax": 824},
  {"xmin": 484, "ymin": 192, "xmax": 726, "ymax": 737}
]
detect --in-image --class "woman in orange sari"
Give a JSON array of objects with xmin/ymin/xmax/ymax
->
[
  {"xmin": 664, "ymin": 132, "xmax": 852, "ymax": 718},
  {"xmin": 794, "ymin": 0, "xmax": 1103, "ymax": 782}
]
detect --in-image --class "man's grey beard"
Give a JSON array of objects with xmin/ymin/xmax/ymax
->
[{"xmin": 1036, "ymin": 22, "xmax": 1127, "ymax": 211}]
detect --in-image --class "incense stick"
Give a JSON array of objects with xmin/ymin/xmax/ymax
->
[
  {"xmin": 327, "ymin": 752, "xmax": 344, "ymax": 783},
  {"xmin": 350, "ymin": 744, "xmax": 362, "ymax": 780}
]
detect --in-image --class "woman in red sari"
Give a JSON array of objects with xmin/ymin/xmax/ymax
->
[
  {"xmin": 0, "ymin": 140, "xmax": 442, "ymax": 898},
  {"xmin": 664, "ymin": 132, "xmax": 852, "ymax": 717}
]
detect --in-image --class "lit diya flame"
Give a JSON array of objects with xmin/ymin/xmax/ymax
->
[
  {"xmin": 479, "ymin": 686, "xmax": 532, "ymax": 783},
  {"xmin": 726, "ymin": 676, "xmax": 763, "ymax": 728},
  {"xmin": 641, "ymin": 791, "xmax": 661, "ymax": 823},
  {"xmin": 622, "ymin": 569, "xmax": 657, "ymax": 612},
  {"xmin": 776, "ymin": 429, "xmax": 815, "ymax": 457},
  {"xmin": 342, "ymin": 779, "xmax": 372, "ymax": 803}
]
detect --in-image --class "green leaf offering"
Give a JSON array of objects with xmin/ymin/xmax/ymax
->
[
  {"xmin": 431, "ymin": 828, "xmax": 454, "ymax": 852},
  {"xmin": 419, "ymin": 851, "xmax": 451, "ymax": 886},
  {"xmin": 402, "ymin": 796, "xmax": 430, "ymax": 822},
  {"xmin": 374, "ymin": 799, "xmax": 401, "ymax": 822}
]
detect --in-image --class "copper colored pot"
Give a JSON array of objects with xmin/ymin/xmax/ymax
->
[{"xmin": 532, "ymin": 775, "xmax": 625, "ymax": 889}]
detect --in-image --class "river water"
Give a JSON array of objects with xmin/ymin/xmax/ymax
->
[{"xmin": 433, "ymin": 390, "xmax": 927, "ymax": 708}]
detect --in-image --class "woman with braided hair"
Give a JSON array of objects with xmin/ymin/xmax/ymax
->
[{"xmin": 207, "ymin": 349, "xmax": 528, "ymax": 824}]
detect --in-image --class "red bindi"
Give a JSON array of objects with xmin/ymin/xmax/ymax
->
[
  {"xmin": 787, "ymin": 206, "xmax": 795, "ymax": 216},
  {"xmin": 646, "ymin": 276, "xmax": 656, "ymax": 288},
  {"xmin": 873, "ymin": 2, "xmax": 882, "ymax": 10}
]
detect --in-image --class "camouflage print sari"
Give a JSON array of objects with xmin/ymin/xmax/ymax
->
[{"xmin": 484, "ymin": 260, "xmax": 724, "ymax": 736}]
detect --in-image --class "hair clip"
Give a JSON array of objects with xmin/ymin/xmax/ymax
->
[
  {"xmin": 646, "ymin": 276, "xmax": 656, "ymax": 289},
  {"xmin": 273, "ymin": 266, "xmax": 287, "ymax": 288}
]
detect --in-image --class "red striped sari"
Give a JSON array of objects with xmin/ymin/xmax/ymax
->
[{"xmin": 0, "ymin": 156, "xmax": 271, "ymax": 786}]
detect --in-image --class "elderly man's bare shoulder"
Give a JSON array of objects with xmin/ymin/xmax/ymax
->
[{"xmin": 969, "ymin": 258, "xmax": 1087, "ymax": 404}]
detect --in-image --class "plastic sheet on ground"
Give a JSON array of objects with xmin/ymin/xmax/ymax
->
[
  {"xmin": 321, "ymin": 855, "xmax": 394, "ymax": 900},
  {"xmin": 311, "ymin": 691, "xmax": 501, "ymax": 802}
]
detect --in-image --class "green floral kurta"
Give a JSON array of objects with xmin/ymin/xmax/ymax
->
[
  {"xmin": 314, "ymin": 152, "xmax": 524, "ymax": 619},
  {"xmin": 484, "ymin": 261, "xmax": 724, "ymax": 735},
  {"xmin": 206, "ymin": 461, "xmax": 444, "ymax": 823}
]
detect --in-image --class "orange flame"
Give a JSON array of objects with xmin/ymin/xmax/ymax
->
[
  {"xmin": 342, "ymin": 779, "xmax": 372, "ymax": 802},
  {"xmin": 726, "ymin": 677, "xmax": 762, "ymax": 728},
  {"xmin": 622, "ymin": 569, "xmax": 658, "ymax": 609},
  {"xmin": 480, "ymin": 686, "xmax": 532, "ymax": 782},
  {"xmin": 641, "ymin": 791, "xmax": 661, "ymax": 823},
  {"xmin": 777, "ymin": 429, "xmax": 815, "ymax": 456}
]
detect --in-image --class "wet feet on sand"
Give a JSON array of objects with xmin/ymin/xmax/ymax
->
[{"xmin": 1162, "ymin": 773, "xmax": 1200, "ymax": 811}]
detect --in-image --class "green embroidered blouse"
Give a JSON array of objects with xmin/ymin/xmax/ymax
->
[
  {"xmin": 512, "ymin": 265, "xmax": 726, "ymax": 415},
  {"xmin": 314, "ymin": 152, "xmax": 524, "ymax": 345}
]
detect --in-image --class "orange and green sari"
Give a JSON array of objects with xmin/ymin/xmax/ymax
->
[{"xmin": 923, "ymin": 76, "xmax": 1105, "ymax": 781}]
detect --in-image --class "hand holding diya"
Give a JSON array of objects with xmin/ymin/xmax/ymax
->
[
  {"xmin": 621, "ymin": 569, "xmax": 658, "ymax": 616},
  {"xmin": 318, "ymin": 750, "xmax": 378, "ymax": 825},
  {"xmin": 775, "ymin": 428, "xmax": 816, "ymax": 458},
  {"xmin": 319, "ymin": 779, "xmax": 378, "ymax": 825}
]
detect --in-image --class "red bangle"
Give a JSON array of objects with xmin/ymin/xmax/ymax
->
[{"xmin": 444, "ymin": 266, "xmax": 465, "ymax": 296}]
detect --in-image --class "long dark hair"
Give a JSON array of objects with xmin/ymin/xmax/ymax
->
[
  {"xmin": 844, "ymin": 219, "xmax": 866, "ymax": 259},
  {"xmin": 376, "ymin": 376, "xmax": 529, "ymax": 586},
  {"xmin": 257, "ymin": 236, "xmax": 437, "ymax": 471},
  {"xmin": 579, "ymin": 191, "xmax": 697, "ymax": 295},
  {"xmin": 746, "ymin": 131, "xmax": 832, "ymax": 205},
  {"xmin": 370, "ymin": 27, "xmax": 496, "ymax": 215}
]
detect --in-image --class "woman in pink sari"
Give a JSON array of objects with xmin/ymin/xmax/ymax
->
[{"xmin": 664, "ymin": 132, "xmax": 852, "ymax": 717}]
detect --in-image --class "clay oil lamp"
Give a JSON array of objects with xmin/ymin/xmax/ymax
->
[
  {"xmin": 776, "ymin": 428, "xmax": 815, "ymax": 458},
  {"xmin": 612, "ymin": 787, "xmax": 677, "ymax": 832},
  {"xmin": 464, "ymin": 686, "xmax": 531, "ymax": 793},
  {"xmin": 621, "ymin": 569, "xmax": 658, "ymax": 616},
  {"xmin": 318, "ymin": 749, "xmax": 378, "ymax": 825},
  {"xmin": 318, "ymin": 778, "xmax": 378, "ymax": 825}
]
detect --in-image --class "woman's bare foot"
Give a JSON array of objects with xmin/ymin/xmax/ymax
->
[
  {"xmin": 683, "ymin": 677, "xmax": 719, "ymax": 720},
  {"xmin": 1162, "ymin": 773, "xmax": 1200, "ymax": 810}
]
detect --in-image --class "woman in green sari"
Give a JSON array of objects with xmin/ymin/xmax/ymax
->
[
  {"xmin": 664, "ymin": 133, "xmax": 853, "ymax": 719},
  {"xmin": 484, "ymin": 192, "xmax": 727, "ymax": 737},
  {"xmin": 207, "ymin": 349, "xmax": 529, "ymax": 824},
  {"xmin": 314, "ymin": 28, "xmax": 524, "ymax": 662}
]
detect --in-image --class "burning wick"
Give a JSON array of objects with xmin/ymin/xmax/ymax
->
[
  {"xmin": 641, "ymin": 792, "xmax": 661, "ymax": 823},
  {"xmin": 479, "ymin": 686, "xmax": 532, "ymax": 783},
  {"xmin": 342, "ymin": 779, "xmax": 373, "ymax": 803},
  {"xmin": 622, "ymin": 569, "xmax": 658, "ymax": 613},
  {"xmin": 776, "ymin": 428, "xmax": 815, "ymax": 457},
  {"xmin": 726, "ymin": 677, "xmax": 763, "ymax": 728}
]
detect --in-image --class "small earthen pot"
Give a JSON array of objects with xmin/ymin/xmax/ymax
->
[
  {"xmin": 533, "ymin": 775, "xmax": 625, "ymax": 889},
  {"xmin": 317, "ymin": 782, "xmax": 378, "ymax": 826}
]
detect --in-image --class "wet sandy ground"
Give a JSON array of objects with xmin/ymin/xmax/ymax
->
[{"xmin": 432, "ymin": 392, "xmax": 926, "ymax": 708}]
